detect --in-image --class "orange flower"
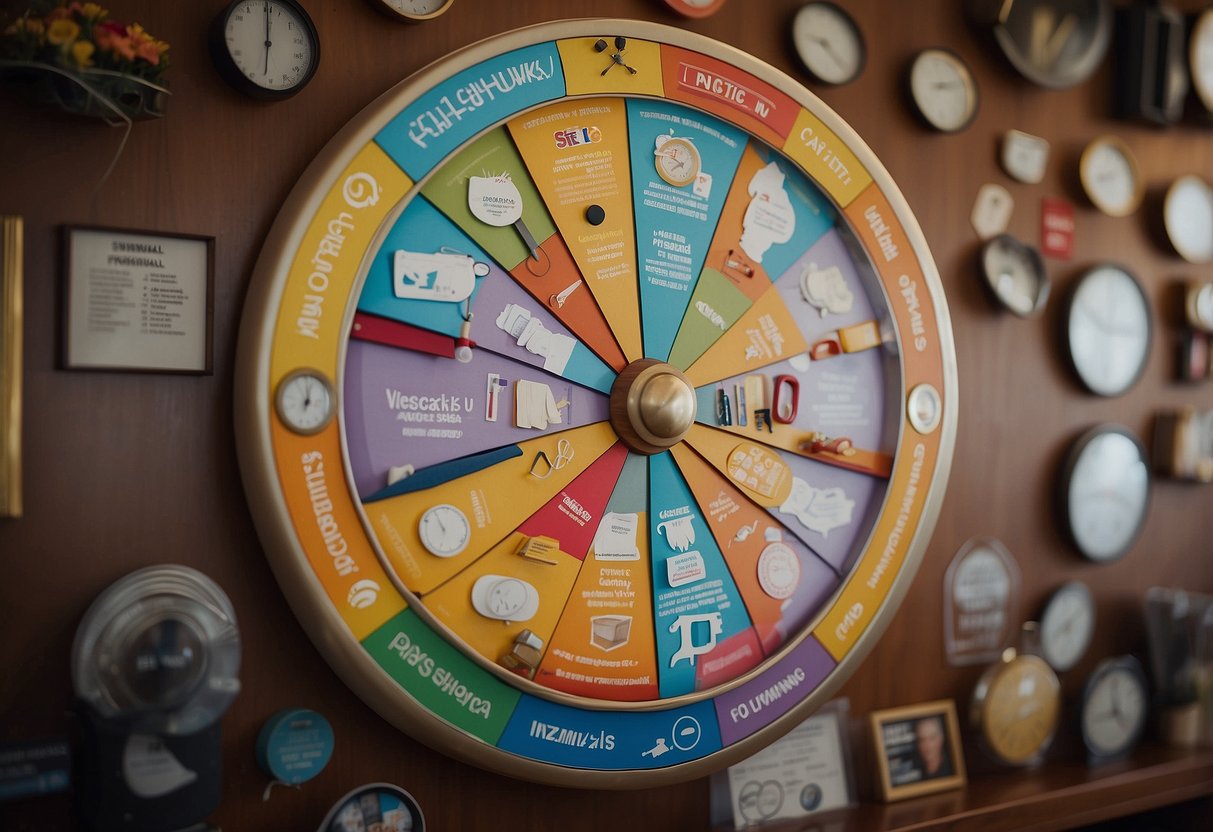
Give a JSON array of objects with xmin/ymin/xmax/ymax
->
[
  {"xmin": 111, "ymin": 34, "xmax": 134, "ymax": 60},
  {"xmin": 46, "ymin": 18, "xmax": 79, "ymax": 45},
  {"xmin": 135, "ymin": 38, "xmax": 158, "ymax": 65}
]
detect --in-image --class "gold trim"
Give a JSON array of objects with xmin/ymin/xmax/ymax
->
[
  {"xmin": 234, "ymin": 18, "xmax": 960, "ymax": 788},
  {"xmin": 1079, "ymin": 135, "xmax": 1143, "ymax": 218},
  {"xmin": 0, "ymin": 216, "xmax": 21, "ymax": 518}
]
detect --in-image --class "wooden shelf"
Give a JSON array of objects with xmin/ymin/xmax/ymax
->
[{"xmin": 728, "ymin": 746, "xmax": 1213, "ymax": 832}]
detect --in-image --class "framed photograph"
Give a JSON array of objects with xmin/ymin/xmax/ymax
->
[
  {"xmin": 1, "ymin": 216, "xmax": 22, "ymax": 518},
  {"xmin": 62, "ymin": 226, "xmax": 214, "ymax": 374},
  {"xmin": 870, "ymin": 699, "xmax": 966, "ymax": 802}
]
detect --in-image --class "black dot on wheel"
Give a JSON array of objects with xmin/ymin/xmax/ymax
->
[{"xmin": 586, "ymin": 204, "xmax": 606, "ymax": 225}]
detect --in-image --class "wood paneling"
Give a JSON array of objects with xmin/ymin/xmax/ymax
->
[{"xmin": 1, "ymin": 1, "xmax": 1211, "ymax": 829}]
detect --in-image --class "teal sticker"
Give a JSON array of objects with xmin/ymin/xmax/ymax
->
[{"xmin": 255, "ymin": 709, "xmax": 334, "ymax": 785}]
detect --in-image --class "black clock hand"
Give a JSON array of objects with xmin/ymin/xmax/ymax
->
[{"xmin": 264, "ymin": 0, "xmax": 271, "ymax": 77}]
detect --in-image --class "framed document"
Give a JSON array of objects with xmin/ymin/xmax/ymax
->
[
  {"xmin": 62, "ymin": 226, "xmax": 214, "ymax": 373},
  {"xmin": 1, "ymin": 216, "xmax": 21, "ymax": 517},
  {"xmin": 870, "ymin": 699, "xmax": 966, "ymax": 801}
]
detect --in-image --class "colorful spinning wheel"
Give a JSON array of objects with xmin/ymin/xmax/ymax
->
[{"xmin": 235, "ymin": 19, "xmax": 957, "ymax": 787}]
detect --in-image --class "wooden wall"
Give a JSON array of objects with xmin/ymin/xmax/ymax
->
[{"xmin": 2, "ymin": 1, "xmax": 1211, "ymax": 829}]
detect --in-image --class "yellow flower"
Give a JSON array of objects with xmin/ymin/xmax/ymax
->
[
  {"xmin": 70, "ymin": 39, "xmax": 94, "ymax": 67},
  {"xmin": 80, "ymin": 3, "xmax": 105, "ymax": 20},
  {"xmin": 46, "ymin": 18, "xmax": 79, "ymax": 45},
  {"xmin": 25, "ymin": 18, "xmax": 44, "ymax": 36}
]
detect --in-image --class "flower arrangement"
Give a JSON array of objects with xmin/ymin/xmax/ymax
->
[{"xmin": 0, "ymin": 1, "xmax": 169, "ymax": 85}]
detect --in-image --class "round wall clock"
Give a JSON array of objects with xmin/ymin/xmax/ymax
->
[
  {"xmin": 1038, "ymin": 580, "xmax": 1094, "ymax": 672},
  {"xmin": 907, "ymin": 48, "xmax": 979, "ymax": 133},
  {"xmin": 366, "ymin": 0, "xmax": 454, "ymax": 23},
  {"xmin": 1080, "ymin": 655, "xmax": 1148, "ymax": 761},
  {"xmin": 1185, "ymin": 281, "xmax": 1213, "ymax": 333},
  {"xmin": 234, "ymin": 19, "xmax": 957, "ymax": 787},
  {"xmin": 1058, "ymin": 425, "xmax": 1151, "ymax": 563},
  {"xmin": 664, "ymin": 0, "xmax": 727, "ymax": 18},
  {"xmin": 209, "ymin": 0, "xmax": 320, "ymax": 101},
  {"xmin": 965, "ymin": 0, "xmax": 1112, "ymax": 89},
  {"xmin": 791, "ymin": 2, "xmax": 866, "ymax": 86},
  {"xmin": 275, "ymin": 369, "xmax": 334, "ymax": 435},
  {"xmin": 981, "ymin": 234, "xmax": 1049, "ymax": 317},
  {"xmin": 1079, "ymin": 136, "xmax": 1142, "ymax": 218},
  {"xmin": 1190, "ymin": 9, "xmax": 1213, "ymax": 117},
  {"xmin": 1163, "ymin": 175, "xmax": 1213, "ymax": 264},
  {"xmin": 1065, "ymin": 264, "xmax": 1151, "ymax": 397},
  {"xmin": 971, "ymin": 647, "xmax": 1062, "ymax": 766}
]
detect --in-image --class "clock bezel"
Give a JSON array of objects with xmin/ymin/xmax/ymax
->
[
  {"xmin": 209, "ymin": 0, "xmax": 321, "ymax": 102},
  {"xmin": 1057, "ymin": 424, "xmax": 1151, "ymax": 564},
  {"xmin": 1079, "ymin": 655, "xmax": 1149, "ymax": 761},
  {"xmin": 906, "ymin": 47, "xmax": 980, "ymax": 134},
  {"xmin": 790, "ymin": 1, "xmax": 868, "ymax": 87},
  {"xmin": 274, "ymin": 368, "xmax": 335, "ymax": 435},
  {"xmin": 1063, "ymin": 264, "xmax": 1152, "ymax": 397},
  {"xmin": 1038, "ymin": 580, "xmax": 1095, "ymax": 672}
]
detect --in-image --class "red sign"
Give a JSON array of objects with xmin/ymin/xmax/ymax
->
[{"xmin": 1040, "ymin": 196, "xmax": 1075, "ymax": 259}]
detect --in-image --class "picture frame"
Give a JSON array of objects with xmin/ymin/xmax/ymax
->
[
  {"xmin": 1, "ymin": 215, "xmax": 22, "ymax": 518},
  {"xmin": 61, "ymin": 225, "xmax": 214, "ymax": 374},
  {"xmin": 870, "ymin": 699, "xmax": 966, "ymax": 802}
]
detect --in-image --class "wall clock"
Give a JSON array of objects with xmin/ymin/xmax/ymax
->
[
  {"xmin": 366, "ymin": 0, "xmax": 454, "ymax": 22},
  {"xmin": 907, "ymin": 48, "xmax": 979, "ymax": 133},
  {"xmin": 1058, "ymin": 425, "xmax": 1150, "ymax": 563},
  {"xmin": 234, "ymin": 19, "xmax": 956, "ymax": 787},
  {"xmin": 1163, "ymin": 175, "xmax": 1213, "ymax": 263},
  {"xmin": 980, "ymin": 234, "xmax": 1049, "ymax": 317},
  {"xmin": 1078, "ymin": 136, "xmax": 1142, "ymax": 218},
  {"xmin": 1188, "ymin": 8, "xmax": 1213, "ymax": 119},
  {"xmin": 209, "ymin": 0, "xmax": 320, "ymax": 101},
  {"xmin": 970, "ymin": 646, "xmax": 1061, "ymax": 766},
  {"xmin": 1112, "ymin": 1, "xmax": 1186, "ymax": 126},
  {"xmin": 1080, "ymin": 655, "xmax": 1148, "ymax": 762},
  {"xmin": 1038, "ymin": 580, "xmax": 1094, "ymax": 672},
  {"xmin": 1065, "ymin": 265, "xmax": 1151, "ymax": 397},
  {"xmin": 965, "ymin": 0, "xmax": 1112, "ymax": 89},
  {"xmin": 1001, "ymin": 129, "xmax": 1049, "ymax": 184},
  {"xmin": 791, "ymin": 2, "xmax": 866, "ymax": 86},
  {"xmin": 275, "ymin": 369, "xmax": 334, "ymax": 435}
]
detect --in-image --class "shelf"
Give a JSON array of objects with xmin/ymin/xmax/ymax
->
[{"xmin": 731, "ymin": 746, "xmax": 1213, "ymax": 832}]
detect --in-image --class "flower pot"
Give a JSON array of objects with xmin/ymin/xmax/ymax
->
[{"xmin": 0, "ymin": 59, "xmax": 168, "ymax": 121}]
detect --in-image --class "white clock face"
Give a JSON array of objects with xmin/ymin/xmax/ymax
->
[
  {"xmin": 225, "ymin": 1, "xmax": 316, "ymax": 92},
  {"xmin": 1001, "ymin": 129, "xmax": 1049, "ymax": 184},
  {"xmin": 1082, "ymin": 661, "xmax": 1147, "ymax": 758},
  {"xmin": 1039, "ymin": 581, "xmax": 1094, "ymax": 672},
  {"xmin": 1066, "ymin": 428, "xmax": 1150, "ymax": 562},
  {"xmin": 654, "ymin": 137, "xmax": 701, "ymax": 187},
  {"xmin": 1067, "ymin": 266, "xmax": 1151, "ymax": 397},
  {"xmin": 380, "ymin": 0, "xmax": 453, "ymax": 18},
  {"xmin": 792, "ymin": 2, "xmax": 866, "ymax": 85},
  {"xmin": 1080, "ymin": 137, "xmax": 1141, "ymax": 217},
  {"xmin": 418, "ymin": 504, "xmax": 471, "ymax": 557},
  {"xmin": 276, "ymin": 371, "xmax": 334, "ymax": 434},
  {"xmin": 1190, "ymin": 10, "xmax": 1213, "ymax": 113},
  {"xmin": 909, "ymin": 49, "xmax": 978, "ymax": 132},
  {"xmin": 1164, "ymin": 176, "xmax": 1213, "ymax": 263}
]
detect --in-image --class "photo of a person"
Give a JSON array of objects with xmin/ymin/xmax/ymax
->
[
  {"xmin": 872, "ymin": 701, "xmax": 965, "ymax": 801},
  {"xmin": 914, "ymin": 715, "xmax": 953, "ymax": 780}
]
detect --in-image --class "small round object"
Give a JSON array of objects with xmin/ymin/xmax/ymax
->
[
  {"xmin": 981, "ymin": 233, "xmax": 1050, "ymax": 317},
  {"xmin": 256, "ymin": 709, "xmax": 335, "ymax": 785},
  {"xmin": 1059, "ymin": 425, "xmax": 1151, "ymax": 563},
  {"xmin": 1163, "ymin": 175, "xmax": 1213, "ymax": 263},
  {"xmin": 585, "ymin": 204, "xmax": 606, "ymax": 226},
  {"xmin": 1038, "ymin": 580, "xmax": 1095, "ymax": 672},
  {"xmin": 418, "ymin": 503, "xmax": 472, "ymax": 557},
  {"xmin": 1079, "ymin": 136, "xmax": 1143, "ymax": 217},
  {"xmin": 757, "ymin": 540, "xmax": 800, "ymax": 600},
  {"xmin": 367, "ymin": 0, "xmax": 454, "ymax": 22},
  {"xmin": 638, "ymin": 372, "xmax": 696, "ymax": 439},
  {"xmin": 1185, "ymin": 282, "xmax": 1213, "ymax": 332},
  {"xmin": 275, "ymin": 369, "xmax": 335, "ymax": 435},
  {"xmin": 971, "ymin": 648, "xmax": 1062, "ymax": 766},
  {"xmin": 663, "ymin": 0, "xmax": 727, "ymax": 18},
  {"xmin": 1080, "ymin": 655, "xmax": 1148, "ymax": 760},
  {"xmin": 654, "ymin": 136, "xmax": 701, "ymax": 187},
  {"xmin": 791, "ymin": 2, "xmax": 867, "ymax": 86},
  {"xmin": 209, "ymin": 0, "xmax": 320, "ymax": 101},
  {"xmin": 969, "ymin": 0, "xmax": 1113, "ymax": 89},
  {"xmin": 1065, "ymin": 265, "xmax": 1151, "ymax": 397},
  {"xmin": 907, "ymin": 48, "xmax": 979, "ymax": 133},
  {"xmin": 1189, "ymin": 9, "xmax": 1213, "ymax": 115},
  {"xmin": 1001, "ymin": 129, "xmax": 1050, "ymax": 184},
  {"xmin": 907, "ymin": 383, "xmax": 942, "ymax": 435}
]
